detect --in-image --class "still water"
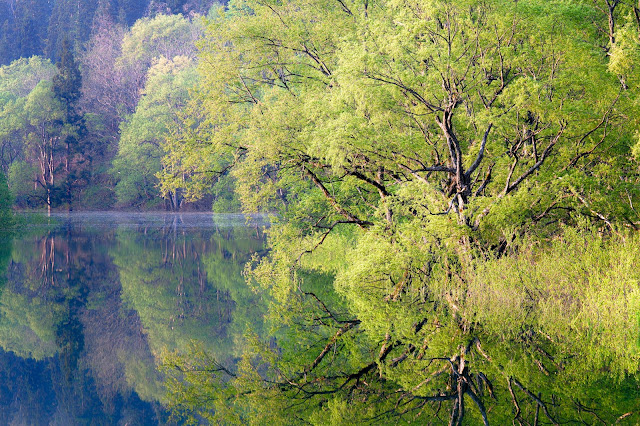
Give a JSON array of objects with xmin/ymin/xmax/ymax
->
[{"xmin": 0, "ymin": 212, "xmax": 267, "ymax": 425}]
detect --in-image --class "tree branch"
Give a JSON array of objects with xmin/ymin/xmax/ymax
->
[
  {"xmin": 303, "ymin": 166, "xmax": 373, "ymax": 227},
  {"xmin": 465, "ymin": 123, "xmax": 493, "ymax": 179}
]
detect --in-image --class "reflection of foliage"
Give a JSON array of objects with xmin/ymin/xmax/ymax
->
[
  {"xmin": 115, "ymin": 228, "xmax": 230, "ymax": 354},
  {"xmin": 167, "ymin": 230, "xmax": 640, "ymax": 424},
  {"xmin": 0, "ymin": 234, "xmax": 71, "ymax": 360},
  {"xmin": 163, "ymin": 342, "xmax": 240, "ymax": 425},
  {"xmin": 202, "ymin": 224, "xmax": 267, "ymax": 353},
  {"xmin": 0, "ymin": 217, "xmax": 176, "ymax": 421},
  {"xmin": 0, "ymin": 290, "xmax": 63, "ymax": 359},
  {"xmin": 0, "ymin": 351, "xmax": 57, "ymax": 425},
  {"xmin": 114, "ymin": 221, "xmax": 265, "ymax": 403}
]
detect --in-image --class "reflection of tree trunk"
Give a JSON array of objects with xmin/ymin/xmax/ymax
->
[{"xmin": 39, "ymin": 233, "xmax": 56, "ymax": 288}]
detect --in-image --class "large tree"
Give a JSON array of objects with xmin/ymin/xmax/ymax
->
[
  {"xmin": 163, "ymin": 0, "xmax": 640, "ymax": 423},
  {"xmin": 53, "ymin": 40, "xmax": 86, "ymax": 209},
  {"xmin": 0, "ymin": 56, "xmax": 56, "ymax": 175},
  {"xmin": 112, "ymin": 55, "xmax": 198, "ymax": 209}
]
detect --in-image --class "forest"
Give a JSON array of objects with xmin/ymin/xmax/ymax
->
[
  {"xmin": 0, "ymin": 0, "xmax": 220, "ymax": 211},
  {"xmin": 2, "ymin": 0, "xmax": 640, "ymax": 423}
]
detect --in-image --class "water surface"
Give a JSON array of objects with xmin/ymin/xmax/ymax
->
[{"xmin": 0, "ymin": 212, "xmax": 267, "ymax": 425}]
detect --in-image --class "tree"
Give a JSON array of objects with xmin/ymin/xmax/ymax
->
[
  {"xmin": 112, "ymin": 55, "xmax": 198, "ymax": 209},
  {"xmin": 0, "ymin": 56, "xmax": 56, "ymax": 176},
  {"xmin": 163, "ymin": 0, "xmax": 640, "ymax": 423},
  {"xmin": 8, "ymin": 81, "xmax": 66, "ymax": 213},
  {"xmin": 14, "ymin": 0, "xmax": 52, "ymax": 60},
  {"xmin": 79, "ymin": 15, "xmax": 128, "ymax": 139},
  {"xmin": 116, "ymin": 13, "xmax": 202, "ymax": 112},
  {"xmin": 53, "ymin": 40, "xmax": 86, "ymax": 210},
  {"xmin": 45, "ymin": 0, "xmax": 100, "ymax": 62}
]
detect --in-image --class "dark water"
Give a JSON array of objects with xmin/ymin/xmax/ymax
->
[{"xmin": 0, "ymin": 212, "xmax": 267, "ymax": 425}]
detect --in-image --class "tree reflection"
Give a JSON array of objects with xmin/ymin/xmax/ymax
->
[{"xmin": 0, "ymin": 213, "xmax": 266, "ymax": 423}]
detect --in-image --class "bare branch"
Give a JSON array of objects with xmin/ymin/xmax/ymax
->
[{"xmin": 465, "ymin": 123, "xmax": 493, "ymax": 179}]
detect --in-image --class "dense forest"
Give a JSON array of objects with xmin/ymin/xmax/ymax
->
[
  {"xmin": 0, "ymin": 0, "xmax": 221, "ymax": 211},
  {"xmin": 2, "ymin": 0, "xmax": 640, "ymax": 423}
]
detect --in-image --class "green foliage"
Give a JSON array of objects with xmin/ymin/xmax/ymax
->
[
  {"xmin": 117, "ymin": 12, "xmax": 202, "ymax": 101},
  {"xmin": 0, "ymin": 171, "xmax": 13, "ymax": 230},
  {"xmin": 7, "ymin": 161, "xmax": 40, "ymax": 208},
  {"xmin": 0, "ymin": 56, "xmax": 56, "ymax": 97},
  {"xmin": 113, "ymin": 55, "xmax": 199, "ymax": 208},
  {"xmin": 462, "ymin": 228, "xmax": 640, "ymax": 378},
  {"xmin": 76, "ymin": 184, "xmax": 116, "ymax": 210},
  {"xmin": 163, "ymin": 0, "xmax": 640, "ymax": 423}
]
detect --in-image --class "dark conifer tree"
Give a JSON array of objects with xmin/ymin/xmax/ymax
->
[
  {"xmin": 117, "ymin": 0, "xmax": 152, "ymax": 26},
  {"xmin": 46, "ymin": 0, "xmax": 100, "ymax": 62},
  {"xmin": 53, "ymin": 40, "xmax": 82, "ymax": 120},
  {"xmin": 13, "ymin": 0, "xmax": 51, "ymax": 60},
  {"xmin": 53, "ymin": 40, "xmax": 86, "ymax": 209},
  {"xmin": 0, "ymin": 6, "xmax": 13, "ymax": 65}
]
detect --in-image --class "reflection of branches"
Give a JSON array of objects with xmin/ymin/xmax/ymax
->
[
  {"xmin": 294, "ymin": 220, "xmax": 356, "ymax": 265},
  {"xmin": 301, "ymin": 321, "xmax": 359, "ymax": 377},
  {"xmin": 511, "ymin": 377, "xmax": 559, "ymax": 425},
  {"xmin": 168, "ymin": 359, "xmax": 237, "ymax": 379},
  {"xmin": 304, "ymin": 291, "xmax": 354, "ymax": 325}
]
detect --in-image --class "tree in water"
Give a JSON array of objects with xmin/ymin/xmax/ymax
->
[{"xmin": 161, "ymin": 0, "xmax": 640, "ymax": 423}]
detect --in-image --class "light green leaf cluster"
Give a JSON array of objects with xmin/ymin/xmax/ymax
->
[
  {"xmin": 463, "ymin": 228, "xmax": 640, "ymax": 378},
  {"xmin": 113, "ymin": 56, "xmax": 198, "ymax": 207},
  {"xmin": 0, "ymin": 289, "xmax": 64, "ymax": 359},
  {"xmin": 118, "ymin": 14, "xmax": 202, "ymax": 70},
  {"xmin": 0, "ymin": 56, "xmax": 56, "ymax": 98},
  {"xmin": 608, "ymin": 20, "xmax": 640, "ymax": 82}
]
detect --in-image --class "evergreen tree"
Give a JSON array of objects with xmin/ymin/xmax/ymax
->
[
  {"xmin": 0, "ymin": 13, "xmax": 13, "ymax": 65},
  {"xmin": 45, "ymin": 0, "xmax": 100, "ymax": 62},
  {"xmin": 116, "ymin": 0, "xmax": 152, "ymax": 26},
  {"xmin": 13, "ymin": 0, "xmax": 52, "ymax": 60},
  {"xmin": 53, "ymin": 40, "xmax": 85, "ymax": 209},
  {"xmin": 53, "ymin": 40, "xmax": 82, "ymax": 121}
]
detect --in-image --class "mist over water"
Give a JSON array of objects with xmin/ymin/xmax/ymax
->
[{"xmin": 21, "ymin": 211, "xmax": 271, "ymax": 230}]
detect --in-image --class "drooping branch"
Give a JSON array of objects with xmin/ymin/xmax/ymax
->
[
  {"xmin": 301, "ymin": 321, "xmax": 360, "ymax": 377},
  {"xmin": 304, "ymin": 290, "xmax": 356, "ymax": 325},
  {"xmin": 303, "ymin": 166, "xmax": 373, "ymax": 227},
  {"xmin": 295, "ymin": 220, "xmax": 353, "ymax": 264},
  {"xmin": 512, "ymin": 378, "xmax": 559, "ymax": 425},
  {"xmin": 466, "ymin": 388, "xmax": 489, "ymax": 426}
]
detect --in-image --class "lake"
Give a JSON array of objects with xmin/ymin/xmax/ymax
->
[{"xmin": 0, "ymin": 212, "xmax": 267, "ymax": 425}]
